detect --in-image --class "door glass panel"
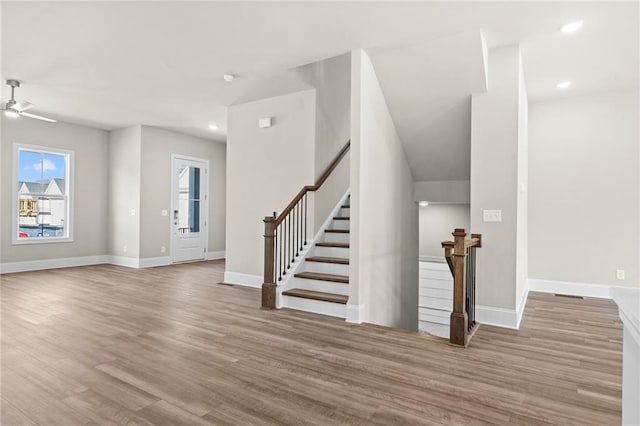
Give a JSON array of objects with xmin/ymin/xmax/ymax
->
[{"xmin": 177, "ymin": 166, "xmax": 201, "ymax": 233}]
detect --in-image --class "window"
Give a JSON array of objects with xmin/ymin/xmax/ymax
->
[{"xmin": 14, "ymin": 144, "xmax": 73, "ymax": 244}]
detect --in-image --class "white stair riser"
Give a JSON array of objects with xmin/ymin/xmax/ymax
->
[
  {"xmin": 314, "ymin": 246, "xmax": 349, "ymax": 258},
  {"xmin": 323, "ymin": 232, "xmax": 350, "ymax": 244},
  {"xmin": 330, "ymin": 220, "xmax": 350, "ymax": 230},
  {"xmin": 281, "ymin": 295, "xmax": 347, "ymax": 318},
  {"xmin": 303, "ymin": 261, "xmax": 349, "ymax": 276},
  {"xmin": 335, "ymin": 207, "xmax": 350, "ymax": 218},
  {"xmin": 289, "ymin": 277, "xmax": 349, "ymax": 296}
]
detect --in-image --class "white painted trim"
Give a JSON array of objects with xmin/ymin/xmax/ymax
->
[
  {"xmin": 13, "ymin": 143, "xmax": 75, "ymax": 245},
  {"xmin": 528, "ymin": 278, "xmax": 613, "ymax": 299},
  {"xmin": 0, "ymin": 255, "xmax": 108, "ymax": 274},
  {"xmin": 205, "ymin": 251, "xmax": 225, "ymax": 260},
  {"xmin": 108, "ymin": 255, "xmax": 140, "ymax": 269},
  {"xmin": 170, "ymin": 154, "xmax": 209, "ymax": 264},
  {"xmin": 138, "ymin": 256, "xmax": 172, "ymax": 268},
  {"xmin": 223, "ymin": 271, "xmax": 262, "ymax": 288},
  {"xmin": 516, "ymin": 281, "xmax": 530, "ymax": 329},
  {"xmin": 419, "ymin": 255, "xmax": 446, "ymax": 263},
  {"xmin": 346, "ymin": 303, "xmax": 365, "ymax": 324},
  {"xmin": 476, "ymin": 305, "xmax": 519, "ymax": 329}
]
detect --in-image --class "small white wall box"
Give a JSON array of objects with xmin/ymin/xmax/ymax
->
[
  {"xmin": 483, "ymin": 209, "xmax": 502, "ymax": 222},
  {"xmin": 258, "ymin": 117, "xmax": 272, "ymax": 128}
]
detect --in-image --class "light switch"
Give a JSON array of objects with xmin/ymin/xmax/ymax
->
[
  {"xmin": 483, "ymin": 209, "xmax": 502, "ymax": 222},
  {"xmin": 161, "ymin": 210, "xmax": 168, "ymax": 216}
]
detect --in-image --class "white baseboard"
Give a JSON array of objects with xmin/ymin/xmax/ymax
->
[
  {"xmin": 346, "ymin": 303, "xmax": 365, "ymax": 324},
  {"xmin": 476, "ymin": 305, "xmax": 520, "ymax": 329},
  {"xmin": 108, "ymin": 255, "xmax": 140, "ymax": 268},
  {"xmin": 528, "ymin": 278, "xmax": 613, "ymax": 299},
  {"xmin": 0, "ymin": 255, "xmax": 109, "ymax": 274},
  {"xmin": 206, "ymin": 251, "xmax": 225, "ymax": 260},
  {"xmin": 138, "ymin": 256, "xmax": 171, "ymax": 268},
  {"xmin": 223, "ymin": 271, "xmax": 262, "ymax": 288}
]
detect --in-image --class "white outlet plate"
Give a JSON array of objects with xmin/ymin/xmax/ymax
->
[
  {"xmin": 483, "ymin": 209, "xmax": 502, "ymax": 222},
  {"xmin": 161, "ymin": 210, "xmax": 168, "ymax": 216},
  {"xmin": 160, "ymin": 246, "xmax": 166, "ymax": 253},
  {"xmin": 130, "ymin": 209, "xmax": 136, "ymax": 216},
  {"xmin": 616, "ymin": 269, "xmax": 625, "ymax": 280}
]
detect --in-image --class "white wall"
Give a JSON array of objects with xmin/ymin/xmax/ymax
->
[
  {"xmin": 139, "ymin": 126, "xmax": 226, "ymax": 259},
  {"xmin": 225, "ymin": 90, "xmax": 316, "ymax": 280},
  {"xmin": 529, "ymin": 90, "xmax": 639, "ymax": 288},
  {"xmin": 296, "ymin": 53, "xmax": 351, "ymax": 233},
  {"xmin": 414, "ymin": 180, "xmax": 470, "ymax": 204},
  {"xmin": 108, "ymin": 125, "xmax": 141, "ymax": 259},
  {"xmin": 1, "ymin": 117, "xmax": 109, "ymax": 263},
  {"xmin": 470, "ymin": 45, "xmax": 527, "ymax": 312},
  {"xmin": 350, "ymin": 48, "xmax": 419, "ymax": 331},
  {"xmin": 419, "ymin": 204, "xmax": 470, "ymax": 261}
]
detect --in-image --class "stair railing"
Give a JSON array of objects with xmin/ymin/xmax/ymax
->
[
  {"xmin": 262, "ymin": 140, "xmax": 351, "ymax": 309},
  {"xmin": 441, "ymin": 228, "xmax": 482, "ymax": 346}
]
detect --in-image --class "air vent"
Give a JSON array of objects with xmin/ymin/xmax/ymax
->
[{"xmin": 554, "ymin": 293, "xmax": 584, "ymax": 299}]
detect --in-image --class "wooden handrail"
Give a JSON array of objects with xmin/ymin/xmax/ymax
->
[
  {"xmin": 274, "ymin": 141, "xmax": 350, "ymax": 227},
  {"xmin": 442, "ymin": 228, "xmax": 482, "ymax": 347},
  {"xmin": 262, "ymin": 140, "xmax": 351, "ymax": 309}
]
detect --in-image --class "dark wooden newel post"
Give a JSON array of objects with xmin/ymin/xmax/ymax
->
[
  {"xmin": 262, "ymin": 216, "xmax": 276, "ymax": 309},
  {"xmin": 450, "ymin": 228, "xmax": 468, "ymax": 346}
]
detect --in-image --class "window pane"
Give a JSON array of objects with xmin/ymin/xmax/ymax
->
[
  {"xmin": 177, "ymin": 166, "xmax": 201, "ymax": 233},
  {"xmin": 17, "ymin": 148, "xmax": 68, "ymax": 240}
]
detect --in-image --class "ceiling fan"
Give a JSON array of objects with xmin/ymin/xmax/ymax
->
[{"xmin": 3, "ymin": 79, "xmax": 57, "ymax": 123}]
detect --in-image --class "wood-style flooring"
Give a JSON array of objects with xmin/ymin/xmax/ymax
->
[{"xmin": 1, "ymin": 261, "xmax": 623, "ymax": 425}]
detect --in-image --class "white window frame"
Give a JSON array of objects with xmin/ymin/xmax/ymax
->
[{"xmin": 13, "ymin": 143, "xmax": 74, "ymax": 245}]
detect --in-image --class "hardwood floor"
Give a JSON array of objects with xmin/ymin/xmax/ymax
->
[{"xmin": 1, "ymin": 261, "xmax": 622, "ymax": 425}]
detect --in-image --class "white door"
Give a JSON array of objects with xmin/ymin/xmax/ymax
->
[{"xmin": 171, "ymin": 156, "xmax": 208, "ymax": 263}]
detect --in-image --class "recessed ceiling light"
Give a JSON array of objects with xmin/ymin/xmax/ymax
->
[
  {"xmin": 223, "ymin": 74, "xmax": 235, "ymax": 83},
  {"xmin": 418, "ymin": 201, "xmax": 429, "ymax": 207},
  {"xmin": 560, "ymin": 21, "xmax": 583, "ymax": 33},
  {"xmin": 556, "ymin": 81, "xmax": 572, "ymax": 89},
  {"xmin": 209, "ymin": 124, "xmax": 218, "ymax": 131}
]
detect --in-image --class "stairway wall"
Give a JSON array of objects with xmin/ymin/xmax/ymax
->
[
  {"xmin": 470, "ymin": 45, "xmax": 528, "ymax": 315},
  {"xmin": 296, "ymin": 53, "xmax": 351, "ymax": 234},
  {"xmin": 225, "ymin": 90, "xmax": 316, "ymax": 281},
  {"xmin": 349, "ymin": 48, "xmax": 419, "ymax": 331}
]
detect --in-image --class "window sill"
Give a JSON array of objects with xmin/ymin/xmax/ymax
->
[{"xmin": 12, "ymin": 237, "xmax": 74, "ymax": 245}]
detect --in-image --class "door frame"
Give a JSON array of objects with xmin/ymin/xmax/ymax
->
[{"xmin": 170, "ymin": 153, "xmax": 210, "ymax": 263}]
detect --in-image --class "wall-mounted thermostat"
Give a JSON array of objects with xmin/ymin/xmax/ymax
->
[{"xmin": 258, "ymin": 117, "xmax": 272, "ymax": 128}]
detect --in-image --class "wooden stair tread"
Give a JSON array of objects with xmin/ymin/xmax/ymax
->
[
  {"xmin": 294, "ymin": 272, "xmax": 349, "ymax": 283},
  {"xmin": 282, "ymin": 289, "xmax": 348, "ymax": 304},
  {"xmin": 316, "ymin": 242, "xmax": 349, "ymax": 248},
  {"xmin": 333, "ymin": 217, "xmax": 350, "ymax": 220},
  {"xmin": 305, "ymin": 256, "xmax": 349, "ymax": 265},
  {"xmin": 325, "ymin": 229, "xmax": 349, "ymax": 234}
]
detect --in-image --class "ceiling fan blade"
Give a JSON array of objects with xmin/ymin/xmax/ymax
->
[
  {"xmin": 14, "ymin": 100, "xmax": 34, "ymax": 112},
  {"xmin": 19, "ymin": 111, "xmax": 57, "ymax": 123}
]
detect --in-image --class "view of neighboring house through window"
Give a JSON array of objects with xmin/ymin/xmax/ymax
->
[{"xmin": 15, "ymin": 145, "xmax": 72, "ymax": 242}]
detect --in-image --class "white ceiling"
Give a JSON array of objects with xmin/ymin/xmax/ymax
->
[{"xmin": 2, "ymin": 1, "xmax": 637, "ymax": 180}]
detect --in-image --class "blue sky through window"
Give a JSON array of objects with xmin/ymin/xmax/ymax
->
[{"xmin": 19, "ymin": 150, "xmax": 65, "ymax": 183}]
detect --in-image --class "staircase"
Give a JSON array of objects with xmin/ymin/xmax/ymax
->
[{"xmin": 281, "ymin": 197, "xmax": 350, "ymax": 318}]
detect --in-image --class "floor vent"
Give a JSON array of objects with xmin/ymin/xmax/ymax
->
[{"xmin": 554, "ymin": 293, "xmax": 584, "ymax": 299}]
